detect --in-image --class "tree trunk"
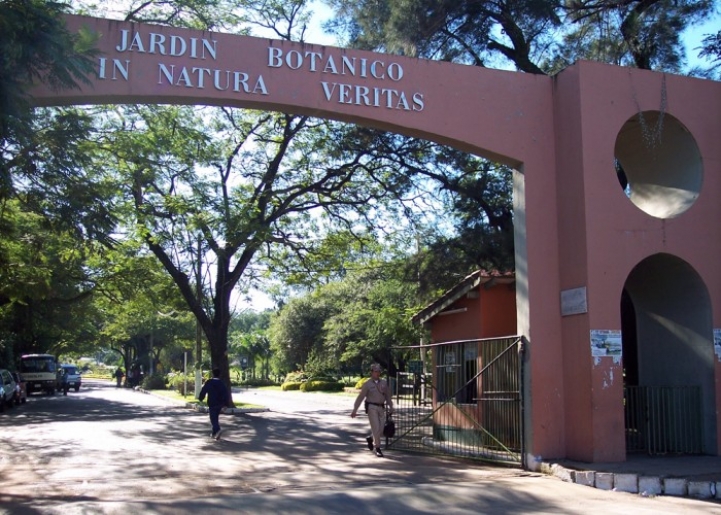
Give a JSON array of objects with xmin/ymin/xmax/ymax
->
[{"xmin": 203, "ymin": 272, "xmax": 234, "ymax": 407}]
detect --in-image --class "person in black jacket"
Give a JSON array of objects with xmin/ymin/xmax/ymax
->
[{"xmin": 198, "ymin": 368, "xmax": 229, "ymax": 440}]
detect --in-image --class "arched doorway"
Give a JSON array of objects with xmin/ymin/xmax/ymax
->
[{"xmin": 621, "ymin": 253, "xmax": 716, "ymax": 454}]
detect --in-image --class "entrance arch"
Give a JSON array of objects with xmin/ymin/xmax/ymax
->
[
  {"xmin": 29, "ymin": 14, "xmax": 721, "ymax": 464},
  {"xmin": 622, "ymin": 254, "xmax": 716, "ymax": 454}
]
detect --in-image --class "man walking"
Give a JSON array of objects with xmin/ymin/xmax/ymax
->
[
  {"xmin": 350, "ymin": 363, "xmax": 393, "ymax": 457},
  {"xmin": 198, "ymin": 368, "xmax": 229, "ymax": 440},
  {"xmin": 114, "ymin": 367, "xmax": 124, "ymax": 388}
]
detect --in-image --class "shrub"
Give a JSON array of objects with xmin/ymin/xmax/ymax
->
[
  {"xmin": 141, "ymin": 373, "xmax": 167, "ymax": 390},
  {"xmin": 284, "ymin": 371, "xmax": 308, "ymax": 383},
  {"xmin": 300, "ymin": 380, "xmax": 344, "ymax": 392},
  {"xmin": 307, "ymin": 374, "xmax": 340, "ymax": 383},
  {"xmin": 167, "ymin": 373, "xmax": 195, "ymax": 395},
  {"xmin": 281, "ymin": 381, "xmax": 302, "ymax": 391},
  {"xmin": 239, "ymin": 378, "xmax": 277, "ymax": 387},
  {"xmin": 342, "ymin": 376, "xmax": 362, "ymax": 387},
  {"xmin": 354, "ymin": 377, "xmax": 370, "ymax": 389}
]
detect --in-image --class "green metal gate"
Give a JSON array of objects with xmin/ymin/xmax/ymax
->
[
  {"xmin": 624, "ymin": 385, "xmax": 703, "ymax": 454},
  {"xmin": 388, "ymin": 336, "xmax": 525, "ymax": 467}
]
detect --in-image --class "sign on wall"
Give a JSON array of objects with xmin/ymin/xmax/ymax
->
[
  {"xmin": 590, "ymin": 329, "xmax": 622, "ymax": 364},
  {"xmin": 561, "ymin": 286, "xmax": 588, "ymax": 316}
]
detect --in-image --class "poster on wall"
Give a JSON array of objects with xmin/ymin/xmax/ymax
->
[
  {"xmin": 590, "ymin": 329, "xmax": 622, "ymax": 359},
  {"xmin": 714, "ymin": 329, "xmax": 721, "ymax": 361}
]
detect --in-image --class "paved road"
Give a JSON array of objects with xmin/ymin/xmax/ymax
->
[{"xmin": 0, "ymin": 380, "xmax": 719, "ymax": 514}]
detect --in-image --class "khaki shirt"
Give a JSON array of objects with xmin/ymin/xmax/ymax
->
[{"xmin": 353, "ymin": 378, "xmax": 393, "ymax": 413}]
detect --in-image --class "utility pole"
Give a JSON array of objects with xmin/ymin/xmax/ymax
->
[{"xmin": 195, "ymin": 235, "xmax": 203, "ymax": 397}]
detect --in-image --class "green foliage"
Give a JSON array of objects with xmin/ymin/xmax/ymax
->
[
  {"xmin": 0, "ymin": 199, "xmax": 106, "ymax": 357},
  {"xmin": 141, "ymin": 372, "xmax": 167, "ymax": 390},
  {"xmin": 167, "ymin": 373, "xmax": 195, "ymax": 396},
  {"xmin": 0, "ymin": 0, "xmax": 97, "ymax": 136},
  {"xmin": 560, "ymin": 0, "xmax": 715, "ymax": 73},
  {"xmin": 355, "ymin": 376, "xmax": 370, "ymax": 389},
  {"xmin": 236, "ymin": 377, "xmax": 277, "ymax": 387},
  {"xmin": 328, "ymin": 0, "xmax": 715, "ymax": 76},
  {"xmin": 281, "ymin": 381, "xmax": 302, "ymax": 391},
  {"xmin": 300, "ymin": 380, "xmax": 344, "ymax": 392},
  {"xmin": 269, "ymin": 294, "xmax": 338, "ymax": 373},
  {"xmin": 283, "ymin": 371, "xmax": 308, "ymax": 383},
  {"xmin": 326, "ymin": 0, "xmax": 556, "ymax": 73}
]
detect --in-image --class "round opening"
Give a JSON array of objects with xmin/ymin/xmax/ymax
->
[{"xmin": 614, "ymin": 111, "xmax": 703, "ymax": 219}]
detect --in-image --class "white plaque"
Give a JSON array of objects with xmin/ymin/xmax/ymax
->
[{"xmin": 561, "ymin": 286, "xmax": 587, "ymax": 316}]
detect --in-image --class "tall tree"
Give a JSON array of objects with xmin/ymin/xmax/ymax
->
[
  {"xmin": 325, "ymin": 0, "xmax": 716, "ymax": 75},
  {"xmin": 88, "ymin": 103, "xmax": 415, "ymax": 404},
  {"xmin": 0, "ymin": 199, "xmax": 103, "ymax": 362},
  {"xmin": 269, "ymin": 264, "xmax": 423, "ymax": 376},
  {"xmin": 699, "ymin": 30, "xmax": 721, "ymax": 77},
  {"xmin": 92, "ymin": 244, "xmax": 196, "ymax": 377},
  {"xmin": 325, "ymin": 0, "xmax": 562, "ymax": 73},
  {"xmin": 560, "ymin": 0, "xmax": 715, "ymax": 73},
  {"xmin": 1, "ymin": 0, "xmax": 98, "ymax": 191}
]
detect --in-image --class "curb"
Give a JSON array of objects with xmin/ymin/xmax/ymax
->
[
  {"xmin": 185, "ymin": 402, "xmax": 269, "ymax": 414},
  {"xmin": 538, "ymin": 461, "xmax": 721, "ymax": 501},
  {"xmin": 133, "ymin": 386, "xmax": 270, "ymax": 414}
]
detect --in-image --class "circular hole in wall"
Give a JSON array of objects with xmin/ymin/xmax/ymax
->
[{"xmin": 614, "ymin": 111, "xmax": 703, "ymax": 219}]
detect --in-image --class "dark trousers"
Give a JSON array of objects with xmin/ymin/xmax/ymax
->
[{"xmin": 209, "ymin": 406, "xmax": 222, "ymax": 435}]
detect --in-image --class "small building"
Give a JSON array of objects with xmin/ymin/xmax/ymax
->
[
  {"xmin": 412, "ymin": 270, "xmax": 517, "ymax": 342},
  {"xmin": 411, "ymin": 271, "xmax": 520, "ymax": 461}
]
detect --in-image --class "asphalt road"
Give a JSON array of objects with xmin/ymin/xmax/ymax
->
[{"xmin": 0, "ymin": 379, "xmax": 719, "ymax": 514}]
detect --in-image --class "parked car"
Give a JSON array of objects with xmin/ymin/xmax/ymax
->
[
  {"xmin": 0, "ymin": 369, "xmax": 18, "ymax": 412},
  {"xmin": 57, "ymin": 364, "xmax": 82, "ymax": 392},
  {"xmin": 11, "ymin": 372, "xmax": 27, "ymax": 405}
]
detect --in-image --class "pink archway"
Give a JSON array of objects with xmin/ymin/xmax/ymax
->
[{"xmin": 31, "ymin": 15, "xmax": 721, "ymax": 463}]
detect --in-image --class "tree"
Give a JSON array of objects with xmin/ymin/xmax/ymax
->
[
  {"xmin": 0, "ymin": 199, "xmax": 103, "ymax": 363},
  {"xmin": 1, "ymin": 0, "xmax": 98, "ymax": 193},
  {"xmin": 325, "ymin": 0, "xmax": 716, "ymax": 75},
  {"xmin": 0, "ymin": 0, "xmax": 117, "ymax": 365},
  {"xmin": 93, "ymin": 245, "xmax": 196, "ymax": 377},
  {"xmin": 229, "ymin": 311, "xmax": 272, "ymax": 379},
  {"xmin": 268, "ymin": 291, "xmax": 337, "ymax": 374},
  {"xmin": 268, "ymin": 264, "xmax": 423, "ymax": 377},
  {"xmin": 306, "ymin": 126, "xmax": 516, "ymax": 292},
  {"xmin": 324, "ymin": 272, "xmax": 421, "ymax": 373},
  {"xmin": 699, "ymin": 30, "xmax": 721, "ymax": 77},
  {"xmin": 560, "ymin": 0, "xmax": 715, "ymax": 73},
  {"xmin": 325, "ymin": 0, "xmax": 561, "ymax": 73},
  {"xmin": 85, "ymin": 100, "xmax": 420, "ymax": 404}
]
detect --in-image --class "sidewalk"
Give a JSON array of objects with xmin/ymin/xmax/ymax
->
[{"xmin": 540, "ymin": 454, "xmax": 721, "ymax": 500}]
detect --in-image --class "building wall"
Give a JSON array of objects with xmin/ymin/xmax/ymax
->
[
  {"xmin": 553, "ymin": 62, "xmax": 721, "ymax": 460},
  {"xmin": 428, "ymin": 284, "xmax": 517, "ymax": 343}
]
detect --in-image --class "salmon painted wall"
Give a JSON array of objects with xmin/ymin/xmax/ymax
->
[
  {"xmin": 428, "ymin": 295, "xmax": 482, "ymax": 343},
  {"xmin": 553, "ymin": 62, "xmax": 721, "ymax": 460},
  {"xmin": 427, "ymin": 285, "xmax": 517, "ymax": 343},
  {"xmin": 479, "ymin": 284, "xmax": 517, "ymax": 338}
]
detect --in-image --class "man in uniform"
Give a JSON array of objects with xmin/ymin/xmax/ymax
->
[{"xmin": 350, "ymin": 363, "xmax": 394, "ymax": 457}]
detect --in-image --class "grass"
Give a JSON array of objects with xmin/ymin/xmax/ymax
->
[{"xmin": 148, "ymin": 388, "xmax": 264, "ymax": 408}]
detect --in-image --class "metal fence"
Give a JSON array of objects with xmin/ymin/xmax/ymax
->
[
  {"xmin": 624, "ymin": 385, "xmax": 703, "ymax": 454},
  {"xmin": 387, "ymin": 336, "xmax": 524, "ymax": 467}
]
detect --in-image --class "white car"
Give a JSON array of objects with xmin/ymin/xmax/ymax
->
[
  {"xmin": 58, "ymin": 364, "xmax": 82, "ymax": 392},
  {"xmin": 0, "ymin": 369, "xmax": 18, "ymax": 412}
]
